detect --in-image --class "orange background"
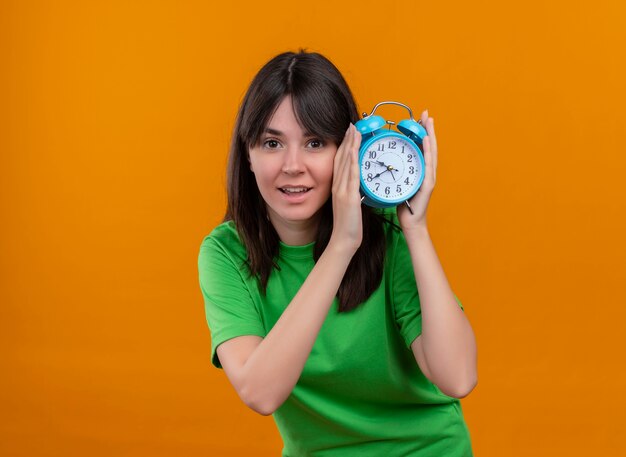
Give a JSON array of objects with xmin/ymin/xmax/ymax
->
[{"xmin": 1, "ymin": 0, "xmax": 625, "ymax": 455}]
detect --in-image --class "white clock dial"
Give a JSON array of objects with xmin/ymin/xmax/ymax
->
[{"xmin": 360, "ymin": 136, "xmax": 422, "ymax": 200}]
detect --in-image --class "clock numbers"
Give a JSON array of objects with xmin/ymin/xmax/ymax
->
[{"xmin": 361, "ymin": 136, "xmax": 422, "ymax": 201}]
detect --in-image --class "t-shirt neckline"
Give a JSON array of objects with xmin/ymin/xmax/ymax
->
[{"xmin": 279, "ymin": 240, "xmax": 315, "ymax": 259}]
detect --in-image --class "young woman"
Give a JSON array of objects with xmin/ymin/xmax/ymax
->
[{"xmin": 198, "ymin": 50, "xmax": 477, "ymax": 456}]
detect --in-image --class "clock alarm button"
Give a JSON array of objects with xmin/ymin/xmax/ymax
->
[
  {"xmin": 397, "ymin": 119, "xmax": 427, "ymax": 144},
  {"xmin": 355, "ymin": 115, "xmax": 386, "ymax": 135}
]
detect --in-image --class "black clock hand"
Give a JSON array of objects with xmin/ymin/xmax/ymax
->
[
  {"xmin": 372, "ymin": 171, "xmax": 385, "ymax": 179},
  {"xmin": 370, "ymin": 161, "xmax": 400, "ymax": 181},
  {"xmin": 379, "ymin": 160, "xmax": 400, "ymax": 174}
]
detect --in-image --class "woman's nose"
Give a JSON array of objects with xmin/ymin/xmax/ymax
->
[{"xmin": 281, "ymin": 146, "xmax": 305, "ymax": 175}]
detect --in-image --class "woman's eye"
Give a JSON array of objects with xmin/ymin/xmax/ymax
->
[
  {"xmin": 308, "ymin": 139, "xmax": 324, "ymax": 148},
  {"xmin": 263, "ymin": 139, "xmax": 280, "ymax": 149}
]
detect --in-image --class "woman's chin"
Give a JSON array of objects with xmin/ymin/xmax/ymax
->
[{"xmin": 269, "ymin": 206, "xmax": 323, "ymax": 227}]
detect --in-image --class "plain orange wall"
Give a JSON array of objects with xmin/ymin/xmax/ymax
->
[{"xmin": 1, "ymin": 0, "xmax": 625, "ymax": 455}]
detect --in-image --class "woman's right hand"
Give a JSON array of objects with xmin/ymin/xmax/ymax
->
[{"xmin": 329, "ymin": 123, "xmax": 363, "ymax": 255}]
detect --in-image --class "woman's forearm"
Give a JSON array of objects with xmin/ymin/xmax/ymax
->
[
  {"xmin": 404, "ymin": 224, "xmax": 478, "ymax": 397},
  {"xmin": 241, "ymin": 242, "xmax": 354, "ymax": 415}
]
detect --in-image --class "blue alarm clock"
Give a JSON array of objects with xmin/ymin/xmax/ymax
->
[{"xmin": 355, "ymin": 101, "xmax": 427, "ymax": 214}]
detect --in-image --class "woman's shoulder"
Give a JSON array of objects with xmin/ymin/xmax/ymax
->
[{"xmin": 199, "ymin": 220, "xmax": 247, "ymax": 260}]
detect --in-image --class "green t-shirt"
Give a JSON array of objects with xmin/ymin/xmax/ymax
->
[{"xmin": 198, "ymin": 210, "xmax": 473, "ymax": 456}]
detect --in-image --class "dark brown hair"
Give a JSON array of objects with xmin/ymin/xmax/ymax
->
[{"xmin": 224, "ymin": 50, "xmax": 390, "ymax": 312}]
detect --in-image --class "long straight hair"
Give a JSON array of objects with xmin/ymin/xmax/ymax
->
[{"xmin": 224, "ymin": 50, "xmax": 389, "ymax": 313}]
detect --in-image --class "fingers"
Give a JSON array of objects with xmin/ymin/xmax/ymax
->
[
  {"xmin": 333, "ymin": 126, "xmax": 351, "ymax": 184},
  {"xmin": 420, "ymin": 109, "xmax": 428, "ymax": 126},
  {"xmin": 423, "ymin": 135, "xmax": 432, "ymax": 172},
  {"xmin": 335, "ymin": 125, "xmax": 354, "ymax": 194},
  {"xmin": 420, "ymin": 109, "xmax": 437, "ymax": 174},
  {"xmin": 347, "ymin": 127, "xmax": 362, "ymax": 193},
  {"xmin": 423, "ymin": 135, "xmax": 436, "ymax": 185},
  {"xmin": 334, "ymin": 124, "xmax": 360, "ymax": 196}
]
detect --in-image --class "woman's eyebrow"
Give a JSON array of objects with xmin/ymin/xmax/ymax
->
[
  {"xmin": 263, "ymin": 128, "xmax": 283, "ymax": 136},
  {"xmin": 263, "ymin": 127, "xmax": 318, "ymax": 138},
  {"xmin": 263, "ymin": 127, "xmax": 319, "ymax": 139}
]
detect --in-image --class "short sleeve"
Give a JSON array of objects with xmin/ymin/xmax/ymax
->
[
  {"xmin": 198, "ymin": 236, "xmax": 266, "ymax": 369},
  {"xmin": 390, "ymin": 227, "xmax": 465, "ymax": 349}
]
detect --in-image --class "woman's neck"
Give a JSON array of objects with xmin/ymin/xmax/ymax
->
[{"xmin": 269, "ymin": 212, "xmax": 321, "ymax": 246}]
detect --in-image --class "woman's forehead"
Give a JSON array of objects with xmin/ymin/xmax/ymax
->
[{"xmin": 263, "ymin": 97, "xmax": 316, "ymax": 137}]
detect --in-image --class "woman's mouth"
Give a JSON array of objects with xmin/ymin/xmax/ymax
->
[{"xmin": 279, "ymin": 187, "xmax": 311, "ymax": 194}]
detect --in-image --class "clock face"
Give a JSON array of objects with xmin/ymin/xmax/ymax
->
[{"xmin": 359, "ymin": 133, "xmax": 424, "ymax": 203}]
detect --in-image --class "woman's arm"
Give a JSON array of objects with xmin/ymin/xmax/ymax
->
[
  {"xmin": 222, "ymin": 242, "xmax": 355, "ymax": 415},
  {"xmin": 397, "ymin": 112, "xmax": 477, "ymax": 398},
  {"xmin": 218, "ymin": 125, "xmax": 363, "ymax": 415},
  {"xmin": 405, "ymin": 225, "xmax": 478, "ymax": 398}
]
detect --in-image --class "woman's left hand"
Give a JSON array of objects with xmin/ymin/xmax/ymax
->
[{"xmin": 397, "ymin": 110, "xmax": 437, "ymax": 232}]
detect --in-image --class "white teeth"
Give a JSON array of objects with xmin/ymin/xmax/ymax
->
[{"xmin": 281, "ymin": 187, "xmax": 309, "ymax": 193}]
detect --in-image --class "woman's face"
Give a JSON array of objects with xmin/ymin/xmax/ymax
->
[{"xmin": 248, "ymin": 96, "xmax": 337, "ymax": 243}]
